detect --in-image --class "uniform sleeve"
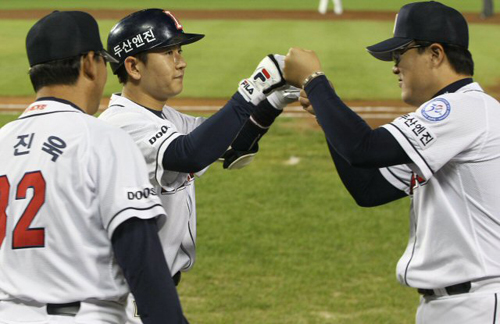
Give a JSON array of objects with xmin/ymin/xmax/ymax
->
[
  {"xmin": 162, "ymin": 106, "xmax": 206, "ymax": 134},
  {"xmin": 379, "ymin": 164, "xmax": 413, "ymax": 195},
  {"xmin": 91, "ymin": 128, "xmax": 167, "ymax": 239},
  {"xmin": 162, "ymin": 93, "xmax": 255, "ymax": 173},
  {"xmin": 100, "ymin": 111, "xmax": 188, "ymax": 191},
  {"xmin": 382, "ymin": 95, "xmax": 486, "ymax": 180}
]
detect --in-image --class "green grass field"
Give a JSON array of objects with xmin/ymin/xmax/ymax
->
[
  {"xmin": 0, "ymin": 112, "xmax": 417, "ymax": 323},
  {"xmin": 0, "ymin": 19, "xmax": 499, "ymax": 100},
  {"xmin": 1, "ymin": 0, "xmax": 498, "ymax": 12}
]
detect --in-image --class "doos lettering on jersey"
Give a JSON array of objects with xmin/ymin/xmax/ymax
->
[
  {"xmin": 127, "ymin": 187, "xmax": 157, "ymax": 200},
  {"xmin": 149, "ymin": 126, "xmax": 169, "ymax": 145}
]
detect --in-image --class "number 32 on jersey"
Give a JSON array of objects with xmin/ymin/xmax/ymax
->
[{"xmin": 0, "ymin": 171, "xmax": 46, "ymax": 249}]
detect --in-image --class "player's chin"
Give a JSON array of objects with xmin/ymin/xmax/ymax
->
[
  {"xmin": 167, "ymin": 84, "xmax": 183, "ymax": 98},
  {"xmin": 401, "ymin": 91, "xmax": 420, "ymax": 107},
  {"xmin": 401, "ymin": 90, "xmax": 412, "ymax": 105}
]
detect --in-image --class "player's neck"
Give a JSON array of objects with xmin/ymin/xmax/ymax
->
[
  {"xmin": 36, "ymin": 85, "xmax": 93, "ymax": 114},
  {"xmin": 121, "ymin": 86, "xmax": 166, "ymax": 111}
]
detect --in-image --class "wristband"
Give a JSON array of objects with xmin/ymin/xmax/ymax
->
[{"xmin": 302, "ymin": 71, "xmax": 325, "ymax": 88}]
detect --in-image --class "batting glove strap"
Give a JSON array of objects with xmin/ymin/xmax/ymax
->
[
  {"xmin": 220, "ymin": 144, "xmax": 259, "ymax": 170},
  {"xmin": 252, "ymin": 99, "xmax": 283, "ymax": 127}
]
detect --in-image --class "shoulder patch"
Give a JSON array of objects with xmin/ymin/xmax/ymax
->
[{"xmin": 421, "ymin": 98, "xmax": 451, "ymax": 122}]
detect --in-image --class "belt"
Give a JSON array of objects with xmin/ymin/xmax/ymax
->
[
  {"xmin": 47, "ymin": 302, "xmax": 81, "ymax": 316},
  {"xmin": 173, "ymin": 272, "xmax": 182, "ymax": 286},
  {"xmin": 418, "ymin": 281, "xmax": 471, "ymax": 297}
]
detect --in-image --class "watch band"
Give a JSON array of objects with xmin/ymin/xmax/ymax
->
[{"xmin": 302, "ymin": 71, "xmax": 325, "ymax": 88}]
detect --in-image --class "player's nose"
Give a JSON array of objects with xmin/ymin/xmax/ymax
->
[
  {"xmin": 175, "ymin": 53, "xmax": 186, "ymax": 69},
  {"xmin": 392, "ymin": 65, "xmax": 400, "ymax": 75}
]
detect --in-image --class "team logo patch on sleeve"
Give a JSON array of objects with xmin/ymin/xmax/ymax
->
[{"xmin": 421, "ymin": 98, "xmax": 451, "ymax": 122}]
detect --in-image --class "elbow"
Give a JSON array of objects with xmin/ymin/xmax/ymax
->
[
  {"xmin": 184, "ymin": 150, "xmax": 215, "ymax": 173},
  {"xmin": 352, "ymin": 195, "xmax": 388, "ymax": 208},
  {"xmin": 353, "ymin": 197, "xmax": 378, "ymax": 208},
  {"xmin": 187, "ymin": 159, "xmax": 208, "ymax": 173}
]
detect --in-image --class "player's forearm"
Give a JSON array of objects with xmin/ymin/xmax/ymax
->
[
  {"xmin": 163, "ymin": 92, "xmax": 254, "ymax": 172},
  {"xmin": 327, "ymin": 142, "xmax": 406, "ymax": 206},
  {"xmin": 229, "ymin": 99, "xmax": 282, "ymax": 151},
  {"xmin": 305, "ymin": 75, "xmax": 411, "ymax": 168},
  {"xmin": 112, "ymin": 218, "xmax": 187, "ymax": 324}
]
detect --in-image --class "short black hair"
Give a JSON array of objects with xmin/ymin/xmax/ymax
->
[
  {"xmin": 115, "ymin": 51, "xmax": 149, "ymax": 85},
  {"xmin": 415, "ymin": 40, "xmax": 474, "ymax": 76},
  {"xmin": 29, "ymin": 54, "xmax": 103, "ymax": 92}
]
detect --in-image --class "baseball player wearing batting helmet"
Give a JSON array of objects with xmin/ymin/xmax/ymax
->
[
  {"xmin": 99, "ymin": 8, "xmax": 299, "ymax": 322},
  {"xmin": 284, "ymin": 1, "xmax": 500, "ymax": 323},
  {"xmin": 0, "ymin": 11, "xmax": 187, "ymax": 324}
]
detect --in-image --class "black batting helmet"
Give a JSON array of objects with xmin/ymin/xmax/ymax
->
[{"xmin": 107, "ymin": 8, "xmax": 204, "ymax": 73}]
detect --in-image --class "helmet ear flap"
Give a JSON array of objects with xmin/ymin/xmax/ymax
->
[{"xmin": 107, "ymin": 8, "xmax": 204, "ymax": 74}]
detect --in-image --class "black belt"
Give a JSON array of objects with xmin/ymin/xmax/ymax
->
[
  {"xmin": 173, "ymin": 272, "xmax": 182, "ymax": 286},
  {"xmin": 418, "ymin": 281, "xmax": 471, "ymax": 296},
  {"xmin": 47, "ymin": 302, "xmax": 81, "ymax": 316},
  {"xmin": 46, "ymin": 273, "xmax": 181, "ymax": 317}
]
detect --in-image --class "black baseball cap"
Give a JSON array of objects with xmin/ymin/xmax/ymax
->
[
  {"xmin": 366, "ymin": 1, "xmax": 469, "ymax": 61},
  {"xmin": 26, "ymin": 10, "xmax": 118, "ymax": 67}
]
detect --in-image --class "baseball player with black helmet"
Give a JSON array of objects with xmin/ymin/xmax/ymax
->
[
  {"xmin": 284, "ymin": 1, "xmax": 500, "ymax": 323},
  {"xmin": 0, "ymin": 10, "xmax": 187, "ymax": 324},
  {"xmin": 99, "ymin": 8, "xmax": 298, "ymax": 322}
]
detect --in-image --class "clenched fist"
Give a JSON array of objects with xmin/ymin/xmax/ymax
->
[{"xmin": 284, "ymin": 48, "xmax": 322, "ymax": 88}]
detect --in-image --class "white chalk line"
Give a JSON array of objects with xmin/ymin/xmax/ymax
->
[{"xmin": 0, "ymin": 104, "xmax": 412, "ymax": 119}]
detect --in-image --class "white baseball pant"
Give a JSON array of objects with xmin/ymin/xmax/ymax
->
[{"xmin": 416, "ymin": 278, "xmax": 500, "ymax": 324}]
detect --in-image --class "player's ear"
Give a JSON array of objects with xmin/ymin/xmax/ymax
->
[
  {"xmin": 429, "ymin": 43, "xmax": 445, "ymax": 67},
  {"xmin": 81, "ymin": 51, "xmax": 99, "ymax": 81},
  {"xmin": 124, "ymin": 56, "xmax": 142, "ymax": 81}
]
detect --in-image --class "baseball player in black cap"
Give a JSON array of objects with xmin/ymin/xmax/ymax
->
[
  {"xmin": 284, "ymin": 1, "xmax": 500, "ymax": 323},
  {"xmin": 98, "ymin": 8, "xmax": 299, "ymax": 323},
  {"xmin": 0, "ymin": 10, "xmax": 188, "ymax": 324}
]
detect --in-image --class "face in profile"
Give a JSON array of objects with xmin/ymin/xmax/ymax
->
[{"xmin": 137, "ymin": 45, "xmax": 187, "ymax": 102}]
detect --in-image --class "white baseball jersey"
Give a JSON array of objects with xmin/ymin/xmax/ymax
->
[
  {"xmin": 380, "ymin": 82, "xmax": 500, "ymax": 289},
  {"xmin": 99, "ymin": 94, "xmax": 207, "ymax": 276},
  {"xmin": 0, "ymin": 98, "xmax": 166, "ymax": 305}
]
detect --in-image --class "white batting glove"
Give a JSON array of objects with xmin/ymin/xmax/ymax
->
[
  {"xmin": 267, "ymin": 85, "xmax": 301, "ymax": 110},
  {"xmin": 238, "ymin": 54, "xmax": 286, "ymax": 106}
]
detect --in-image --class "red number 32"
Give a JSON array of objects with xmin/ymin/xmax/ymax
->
[{"xmin": 0, "ymin": 171, "xmax": 46, "ymax": 249}]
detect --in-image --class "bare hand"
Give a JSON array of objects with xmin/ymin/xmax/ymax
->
[
  {"xmin": 299, "ymin": 89, "xmax": 315, "ymax": 115},
  {"xmin": 284, "ymin": 48, "xmax": 322, "ymax": 88}
]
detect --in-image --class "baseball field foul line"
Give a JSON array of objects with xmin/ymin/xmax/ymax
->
[{"xmin": 0, "ymin": 103, "xmax": 413, "ymax": 120}]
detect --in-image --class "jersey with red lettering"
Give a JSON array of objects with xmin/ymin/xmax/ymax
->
[
  {"xmin": 379, "ymin": 83, "xmax": 500, "ymax": 289},
  {"xmin": 0, "ymin": 98, "xmax": 166, "ymax": 306}
]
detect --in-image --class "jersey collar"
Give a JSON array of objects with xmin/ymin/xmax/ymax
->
[
  {"xmin": 35, "ymin": 97, "xmax": 85, "ymax": 113},
  {"xmin": 109, "ymin": 93, "xmax": 165, "ymax": 119},
  {"xmin": 432, "ymin": 78, "xmax": 474, "ymax": 98}
]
